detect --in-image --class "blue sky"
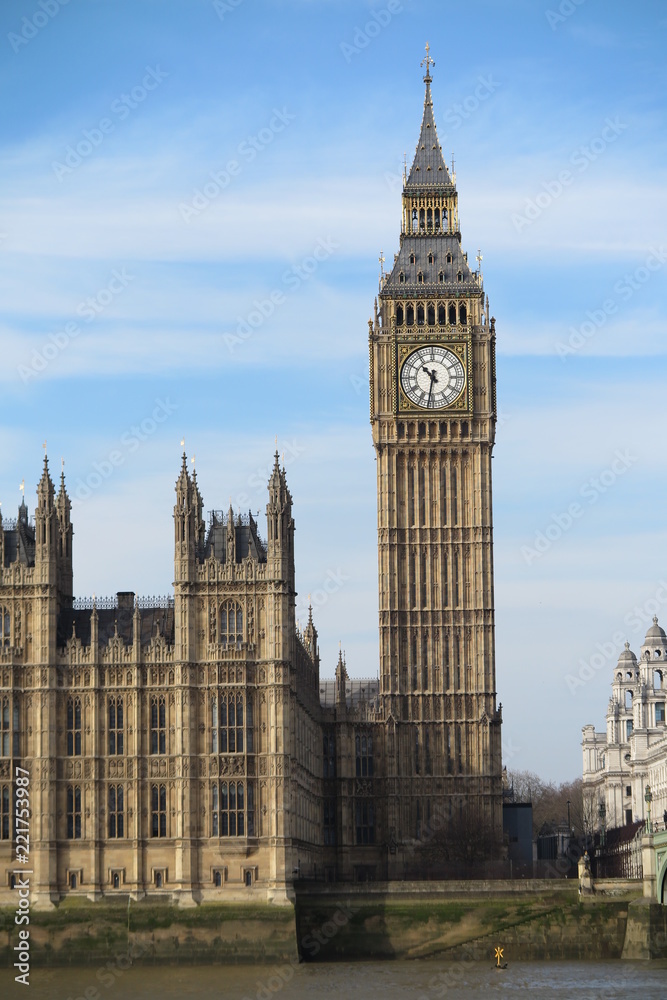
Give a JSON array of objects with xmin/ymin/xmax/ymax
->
[{"xmin": 1, "ymin": 0, "xmax": 666, "ymax": 783}]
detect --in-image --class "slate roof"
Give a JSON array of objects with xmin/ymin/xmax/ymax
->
[
  {"xmin": 2, "ymin": 501, "xmax": 35, "ymax": 567},
  {"xmin": 405, "ymin": 76, "xmax": 453, "ymax": 192},
  {"xmin": 382, "ymin": 235, "xmax": 477, "ymax": 294},
  {"xmin": 203, "ymin": 513, "xmax": 267, "ymax": 564},
  {"xmin": 57, "ymin": 595, "xmax": 175, "ymax": 649}
]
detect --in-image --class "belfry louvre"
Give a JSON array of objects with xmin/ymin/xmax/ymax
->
[{"xmin": 0, "ymin": 54, "xmax": 502, "ymax": 905}]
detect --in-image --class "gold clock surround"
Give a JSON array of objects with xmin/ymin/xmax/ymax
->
[{"xmin": 395, "ymin": 337, "xmax": 472, "ymax": 414}]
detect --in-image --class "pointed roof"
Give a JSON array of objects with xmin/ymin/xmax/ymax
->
[
  {"xmin": 37, "ymin": 454, "xmax": 55, "ymax": 506},
  {"xmin": 406, "ymin": 48, "xmax": 452, "ymax": 191}
]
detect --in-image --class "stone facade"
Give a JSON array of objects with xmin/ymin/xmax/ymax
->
[
  {"xmin": 0, "ymin": 54, "xmax": 503, "ymax": 907},
  {"xmin": 583, "ymin": 618, "xmax": 667, "ymax": 835}
]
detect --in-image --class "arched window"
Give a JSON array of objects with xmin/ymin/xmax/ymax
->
[
  {"xmin": 355, "ymin": 732, "xmax": 373, "ymax": 777},
  {"xmin": 113, "ymin": 872, "xmax": 120, "ymax": 889},
  {"xmin": 457, "ymin": 271, "xmax": 463, "ymax": 283},
  {"xmin": 427, "ymin": 208, "xmax": 432, "ymax": 229},
  {"xmin": 409, "ymin": 252, "xmax": 416, "ymax": 264},
  {"xmin": 417, "ymin": 271, "xmax": 424, "ymax": 284},
  {"xmin": 212, "ymin": 693, "xmax": 252, "ymax": 753},
  {"xmin": 151, "ymin": 784, "xmax": 167, "ymax": 838},
  {"xmin": 67, "ymin": 785, "xmax": 81, "ymax": 839},
  {"xmin": 625, "ymin": 690, "xmax": 633, "ymax": 711},
  {"xmin": 427, "ymin": 304, "xmax": 435, "ymax": 326},
  {"xmin": 69, "ymin": 873, "xmax": 77, "ymax": 889},
  {"xmin": 108, "ymin": 785, "xmax": 124, "ymax": 838},
  {"xmin": 438, "ymin": 304, "xmax": 446, "ymax": 325},
  {"xmin": 448, "ymin": 303, "xmax": 457, "ymax": 325},
  {"xmin": 1, "ymin": 608, "xmax": 9, "ymax": 646},
  {"xmin": 214, "ymin": 870, "xmax": 222, "ymax": 887},
  {"xmin": 1, "ymin": 785, "xmax": 10, "ymax": 840},
  {"xmin": 438, "ymin": 271, "xmax": 444, "ymax": 284},
  {"xmin": 396, "ymin": 305, "xmax": 404, "ymax": 326},
  {"xmin": 434, "ymin": 207, "xmax": 440, "ymax": 230},
  {"xmin": 459, "ymin": 303, "xmax": 467, "ymax": 325},
  {"xmin": 67, "ymin": 697, "xmax": 82, "ymax": 756},
  {"xmin": 220, "ymin": 601, "xmax": 243, "ymax": 644},
  {"xmin": 399, "ymin": 271, "xmax": 405, "ymax": 284},
  {"xmin": 155, "ymin": 871, "xmax": 163, "ymax": 888},
  {"xmin": 428, "ymin": 252, "xmax": 434, "ymax": 264},
  {"xmin": 419, "ymin": 208, "xmax": 425, "ymax": 231},
  {"xmin": 215, "ymin": 781, "xmax": 253, "ymax": 837},
  {"xmin": 443, "ymin": 209, "xmax": 448, "ymax": 228},
  {"xmin": 150, "ymin": 696, "xmax": 166, "ymax": 754},
  {"xmin": 412, "ymin": 208, "xmax": 418, "ymax": 232},
  {"xmin": 446, "ymin": 252, "xmax": 452, "ymax": 264},
  {"xmin": 406, "ymin": 305, "xmax": 414, "ymax": 326},
  {"xmin": 108, "ymin": 697, "xmax": 124, "ymax": 755},
  {"xmin": 417, "ymin": 305, "xmax": 425, "ymax": 326}
]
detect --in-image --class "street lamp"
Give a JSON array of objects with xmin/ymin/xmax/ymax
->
[{"xmin": 644, "ymin": 784, "xmax": 653, "ymax": 834}]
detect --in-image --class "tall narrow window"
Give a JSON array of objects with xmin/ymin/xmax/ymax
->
[
  {"xmin": 217, "ymin": 781, "xmax": 251, "ymax": 837},
  {"xmin": 324, "ymin": 800, "xmax": 337, "ymax": 845},
  {"xmin": 408, "ymin": 466, "xmax": 415, "ymax": 526},
  {"xmin": 0, "ymin": 699, "xmax": 10, "ymax": 757},
  {"xmin": 420, "ymin": 551, "xmax": 427, "ymax": 607},
  {"xmin": 415, "ymin": 729, "xmax": 420, "ymax": 774},
  {"xmin": 108, "ymin": 785, "xmax": 124, "ymax": 838},
  {"xmin": 151, "ymin": 783, "xmax": 167, "ymax": 837},
  {"xmin": 406, "ymin": 304, "xmax": 414, "ymax": 326},
  {"xmin": 212, "ymin": 694, "xmax": 248, "ymax": 753},
  {"xmin": 67, "ymin": 785, "xmax": 81, "ymax": 839},
  {"xmin": 67, "ymin": 697, "xmax": 82, "ymax": 756},
  {"xmin": 459, "ymin": 303, "xmax": 467, "ymax": 325},
  {"xmin": 0, "ymin": 785, "xmax": 9, "ymax": 839},
  {"xmin": 443, "ymin": 552, "xmax": 449, "ymax": 607},
  {"xmin": 396, "ymin": 305, "xmax": 404, "ymax": 325},
  {"xmin": 0, "ymin": 607, "xmax": 9, "ymax": 646},
  {"xmin": 446, "ymin": 729, "xmax": 452, "ymax": 773},
  {"xmin": 212, "ymin": 784, "xmax": 219, "ymax": 836},
  {"xmin": 151, "ymin": 696, "xmax": 166, "ymax": 754},
  {"xmin": 448, "ymin": 302, "xmax": 457, "ymax": 325},
  {"xmin": 441, "ymin": 468, "xmax": 447, "ymax": 526},
  {"xmin": 454, "ymin": 553, "xmax": 460, "ymax": 606},
  {"xmin": 451, "ymin": 467, "xmax": 459, "ymax": 525},
  {"xmin": 419, "ymin": 466, "xmax": 426, "ymax": 525},
  {"xmin": 108, "ymin": 697, "xmax": 124, "ymax": 755},
  {"xmin": 455, "ymin": 726, "xmax": 463, "ymax": 773},
  {"xmin": 425, "ymin": 730, "xmax": 432, "ymax": 775},
  {"xmin": 417, "ymin": 304, "xmax": 425, "ymax": 325},
  {"xmin": 355, "ymin": 800, "xmax": 375, "ymax": 845},
  {"xmin": 220, "ymin": 601, "xmax": 243, "ymax": 643},
  {"xmin": 427, "ymin": 304, "xmax": 435, "ymax": 325},
  {"xmin": 355, "ymin": 732, "xmax": 374, "ymax": 777},
  {"xmin": 438, "ymin": 303, "xmax": 446, "ymax": 324},
  {"xmin": 323, "ymin": 732, "xmax": 336, "ymax": 778}
]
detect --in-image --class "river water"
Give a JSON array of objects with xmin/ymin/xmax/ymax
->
[{"xmin": 3, "ymin": 960, "xmax": 667, "ymax": 1000}]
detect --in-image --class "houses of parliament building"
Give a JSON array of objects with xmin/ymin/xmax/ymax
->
[{"xmin": 0, "ymin": 51, "xmax": 502, "ymax": 906}]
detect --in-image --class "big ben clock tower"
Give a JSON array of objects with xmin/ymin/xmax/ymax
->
[{"xmin": 370, "ymin": 46, "xmax": 502, "ymax": 858}]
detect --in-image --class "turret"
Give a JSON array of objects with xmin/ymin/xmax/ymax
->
[
  {"xmin": 56, "ymin": 466, "xmax": 73, "ymax": 603},
  {"xmin": 226, "ymin": 503, "xmax": 236, "ymax": 564},
  {"xmin": 335, "ymin": 648, "xmax": 348, "ymax": 708},
  {"xmin": 266, "ymin": 452, "xmax": 294, "ymax": 585},
  {"xmin": 173, "ymin": 453, "xmax": 198, "ymax": 583},
  {"xmin": 34, "ymin": 455, "xmax": 58, "ymax": 582}
]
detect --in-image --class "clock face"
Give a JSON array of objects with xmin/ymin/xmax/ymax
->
[{"xmin": 400, "ymin": 345, "xmax": 466, "ymax": 409}]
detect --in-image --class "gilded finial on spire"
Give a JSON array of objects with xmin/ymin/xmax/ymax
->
[
  {"xmin": 421, "ymin": 41, "xmax": 434, "ymax": 81},
  {"xmin": 43, "ymin": 439, "xmax": 47, "ymax": 454},
  {"xmin": 19, "ymin": 479, "xmax": 25, "ymax": 496}
]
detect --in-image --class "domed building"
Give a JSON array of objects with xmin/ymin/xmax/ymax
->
[{"xmin": 582, "ymin": 618, "xmax": 667, "ymax": 833}]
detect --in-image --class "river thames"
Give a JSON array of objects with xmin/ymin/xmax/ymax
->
[{"xmin": 3, "ymin": 960, "xmax": 667, "ymax": 999}]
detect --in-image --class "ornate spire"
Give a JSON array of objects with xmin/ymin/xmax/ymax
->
[{"xmin": 405, "ymin": 44, "xmax": 451, "ymax": 191}]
